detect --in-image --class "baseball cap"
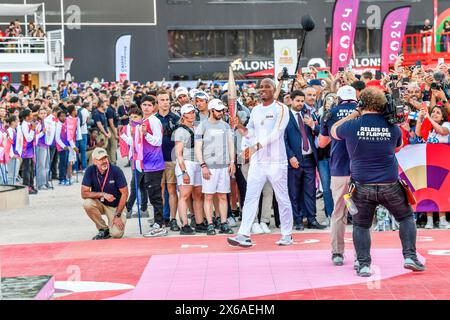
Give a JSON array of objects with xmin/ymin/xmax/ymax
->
[
  {"xmin": 194, "ymin": 91, "xmax": 209, "ymax": 101},
  {"xmin": 337, "ymin": 86, "xmax": 357, "ymax": 101},
  {"xmin": 180, "ymin": 104, "xmax": 196, "ymax": 115},
  {"xmin": 175, "ymin": 87, "xmax": 189, "ymax": 99},
  {"xmin": 2, "ymin": 76, "xmax": 9, "ymax": 82},
  {"xmin": 92, "ymin": 148, "xmax": 109, "ymax": 160},
  {"xmin": 189, "ymin": 88, "xmax": 200, "ymax": 99},
  {"xmin": 208, "ymin": 99, "xmax": 226, "ymax": 111}
]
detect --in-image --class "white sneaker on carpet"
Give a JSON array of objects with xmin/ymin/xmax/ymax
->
[
  {"xmin": 439, "ymin": 220, "xmax": 450, "ymax": 229},
  {"xmin": 251, "ymin": 222, "xmax": 264, "ymax": 234},
  {"xmin": 276, "ymin": 235, "xmax": 294, "ymax": 246},
  {"xmin": 424, "ymin": 221, "xmax": 434, "ymax": 229},
  {"xmin": 260, "ymin": 222, "xmax": 271, "ymax": 234}
]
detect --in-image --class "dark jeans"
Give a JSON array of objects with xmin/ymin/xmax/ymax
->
[
  {"xmin": 126, "ymin": 169, "xmax": 148, "ymax": 212},
  {"xmin": 22, "ymin": 158, "xmax": 35, "ymax": 187},
  {"xmin": 144, "ymin": 170, "xmax": 164, "ymax": 226},
  {"xmin": 75, "ymin": 134, "xmax": 88, "ymax": 171},
  {"xmin": 163, "ymin": 187, "xmax": 170, "ymax": 220},
  {"xmin": 58, "ymin": 150, "xmax": 69, "ymax": 183},
  {"xmin": 288, "ymin": 156, "xmax": 317, "ymax": 224},
  {"xmin": 318, "ymin": 158, "xmax": 334, "ymax": 217},
  {"xmin": 50, "ymin": 146, "xmax": 59, "ymax": 180},
  {"xmin": 352, "ymin": 181, "xmax": 418, "ymax": 267}
]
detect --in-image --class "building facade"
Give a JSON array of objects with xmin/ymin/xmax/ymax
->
[{"xmin": 1, "ymin": 0, "xmax": 447, "ymax": 82}]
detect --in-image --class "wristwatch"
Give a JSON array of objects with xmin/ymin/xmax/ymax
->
[
  {"xmin": 100, "ymin": 193, "xmax": 105, "ymax": 202},
  {"xmin": 115, "ymin": 212, "xmax": 122, "ymax": 218}
]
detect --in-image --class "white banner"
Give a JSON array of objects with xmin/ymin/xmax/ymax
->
[
  {"xmin": 274, "ymin": 39, "xmax": 298, "ymax": 87},
  {"xmin": 115, "ymin": 35, "xmax": 132, "ymax": 82}
]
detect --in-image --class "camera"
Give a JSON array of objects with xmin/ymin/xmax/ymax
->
[
  {"xmin": 280, "ymin": 67, "xmax": 296, "ymax": 81},
  {"xmin": 384, "ymin": 88, "xmax": 406, "ymax": 125},
  {"xmin": 430, "ymin": 82, "xmax": 443, "ymax": 91},
  {"xmin": 390, "ymin": 75, "xmax": 399, "ymax": 81}
]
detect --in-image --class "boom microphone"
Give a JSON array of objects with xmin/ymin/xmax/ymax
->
[
  {"xmin": 290, "ymin": 14, "xmax": 316, "ymax": 92},
  {"xmin": 301, "ymin": 14, "xmax": 316, "ymax": 32}
]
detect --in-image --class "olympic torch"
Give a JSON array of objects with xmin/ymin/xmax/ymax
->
[{"xmin": 228, "ymin": 59, "xmax": 241, "ymax": 129}]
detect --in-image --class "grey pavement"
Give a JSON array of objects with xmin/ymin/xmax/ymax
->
[{"xmin": 0, "ymin": 157, "xmax": 335, "ymax": 246}]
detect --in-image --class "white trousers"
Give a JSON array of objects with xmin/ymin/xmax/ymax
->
[
  {"xmin": 238, "ymin": 163, "xmax": 293, "ymax": 237},
  {"xmin": 241, "ymin": 163, "xmax": 274, "ymax": 224}
]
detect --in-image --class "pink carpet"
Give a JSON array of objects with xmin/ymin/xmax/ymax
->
[{"xmin": 109, "ymin": 249, "xmax": 425, "ymax": 300}]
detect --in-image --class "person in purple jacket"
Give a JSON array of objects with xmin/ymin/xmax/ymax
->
[
  {"xmin": 36, "ymin": 108, "xmax": 50, "ymax": 190},
  {"xmin": 139, "ymin": 95, "xmax": 167, "ymax": 238},
  {"xmin": 20, "ymin": 109, "xmax": 38, "ymax": 194}
]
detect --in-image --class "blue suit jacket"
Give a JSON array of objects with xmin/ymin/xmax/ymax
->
[{"xmin": 284, "ymin": 109, "xmax": 319, "ymax": 167}]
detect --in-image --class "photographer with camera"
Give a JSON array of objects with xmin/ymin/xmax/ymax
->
[{"xmin": 331, "ymin": 87, "xmax": 425, "ymax": 277}]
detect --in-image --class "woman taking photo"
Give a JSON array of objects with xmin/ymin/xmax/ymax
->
[{"xmin": 173, "ymin": 104, "xmax": 205, "ymax": 235}]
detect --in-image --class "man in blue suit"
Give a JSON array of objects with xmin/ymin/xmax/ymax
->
[{"xmin": 285, "ymin": 90, "xmax": 326, "ymax": 231}]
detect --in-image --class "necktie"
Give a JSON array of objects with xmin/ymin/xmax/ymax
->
[{"xmin": 297, "ymin": 113, "xmax": 310, "ymax": 152}]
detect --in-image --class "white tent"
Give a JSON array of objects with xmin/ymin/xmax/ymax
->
[{"xmin": 0, "ymin": 3, "xmax": 41, "ymax": 16}]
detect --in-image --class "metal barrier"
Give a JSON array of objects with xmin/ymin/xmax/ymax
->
[{"xmin": 0, "ymin": 37, "xmax": 47, "ymax": 54}]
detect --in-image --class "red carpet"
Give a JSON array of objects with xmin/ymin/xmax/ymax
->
[{"xmin": 1, "ymin": 230, "xmax": 449, "ymax": 300}]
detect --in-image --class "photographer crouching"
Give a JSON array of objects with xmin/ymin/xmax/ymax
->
[{"xmin": 331, "ymin": 87, "xmax": 425, "ymax": 277}]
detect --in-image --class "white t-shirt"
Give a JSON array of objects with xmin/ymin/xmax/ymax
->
[
  {"xmin": 427, "ymin": 122, "xmax": 450, "ymax": 144},
  {"xmin": 245, "ymin": 101, "xmax": 290, "ymax": 165},
  {"xmin": 78, "ymin": 107, "xmax": 90, "ymax": 135}
]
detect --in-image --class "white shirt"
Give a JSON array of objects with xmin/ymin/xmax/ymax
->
[
  {"xmin": 245, "ymin": 101, "xmax": 290, "ymax": 165},
  {"xmin": 21, "ymin": 120, "xmax": 35, "ymax": 143},
  {"xmin": 79, "ymin": 107, "xmax": 90, "ymax": 135},
  {"xmin": 44, "ymin": 115, "xmax": 57, "ymax": 146},
  {"xmin": 427, "ymin": 122, "xmax": 450, "ymax": 144},
  {"xmin": 143, "ymin": 114, "xmax": 163, "ymax": 147},
  {"xmin": 291, "ymin": 110, "xmax": 313, "ymax": 156}
]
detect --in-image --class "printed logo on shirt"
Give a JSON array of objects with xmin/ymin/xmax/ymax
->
[
  {"xmin": 109, "ymin": 180, "xmax": 115, "ymax": 184},
  {"xmin": 265, "ymin": 113, "xmax": 275, "ymax": 120},
  {"xmin": 357, "ymin": 127, "xmax": 392, "ymax": 141},
  {"xmin": 336, "ymin": 109, "xmax": 353, "ymax": 119}
]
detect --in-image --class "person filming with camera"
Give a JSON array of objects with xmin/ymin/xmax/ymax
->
[{"xmin": 331, "ymin": 87, "xmax": 425, "ymax": 278}]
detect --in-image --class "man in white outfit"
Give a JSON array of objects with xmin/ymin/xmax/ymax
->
[{"xmin": 228, "ymin": 78, "xmax": 293, "ymax": 248}]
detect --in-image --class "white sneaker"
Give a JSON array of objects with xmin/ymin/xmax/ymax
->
[
  {"xmin": 227, "ymin": 216, "xmax": 238, "ymax": 228},
  {"xmin": 260, "ymin": 222, "xmax": 271, "ymax": 234},
  {"xmin": 143, "ymin": 224, "xmax": 168, "ymax": 238},
  {"xmin": 424, "ymin": 220, "xmax": 434, "ymax": 229},
  {"xmin": 251, "ymin": 222, "xmax": 264, "ymax": 234},
  {"xmin": 439, "ymin": 220, "xmax": 450, "ymax": 229},
  {"xmin": 276, "ymin": 235, "xmax": 294, "ymax": 246}
]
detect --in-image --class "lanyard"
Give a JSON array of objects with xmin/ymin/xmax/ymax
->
[{"xmin": 96, "ymin": 165, "xmax": 110, "ymax": 193}]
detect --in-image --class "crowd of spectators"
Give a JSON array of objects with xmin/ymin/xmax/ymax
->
[{"xmin": 0, "ymin": 59, "xmax": 449, "ymax": 238}]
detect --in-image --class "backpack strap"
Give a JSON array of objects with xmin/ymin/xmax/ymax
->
[{"xmin": 177, "ymin": 124, "xmax": 195, "ymax": 149}]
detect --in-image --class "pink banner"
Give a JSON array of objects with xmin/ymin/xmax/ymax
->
[
  {"xmin": 331, "ymin": 0, "xmax": 360, "ymax": 75},
  {"xmin": 66, "ymin": 117, "xmax": 78, "ymax": 143},
  {"xmin": 381, "ymin": 6, "xmax": 411, "ymax": 73}
]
